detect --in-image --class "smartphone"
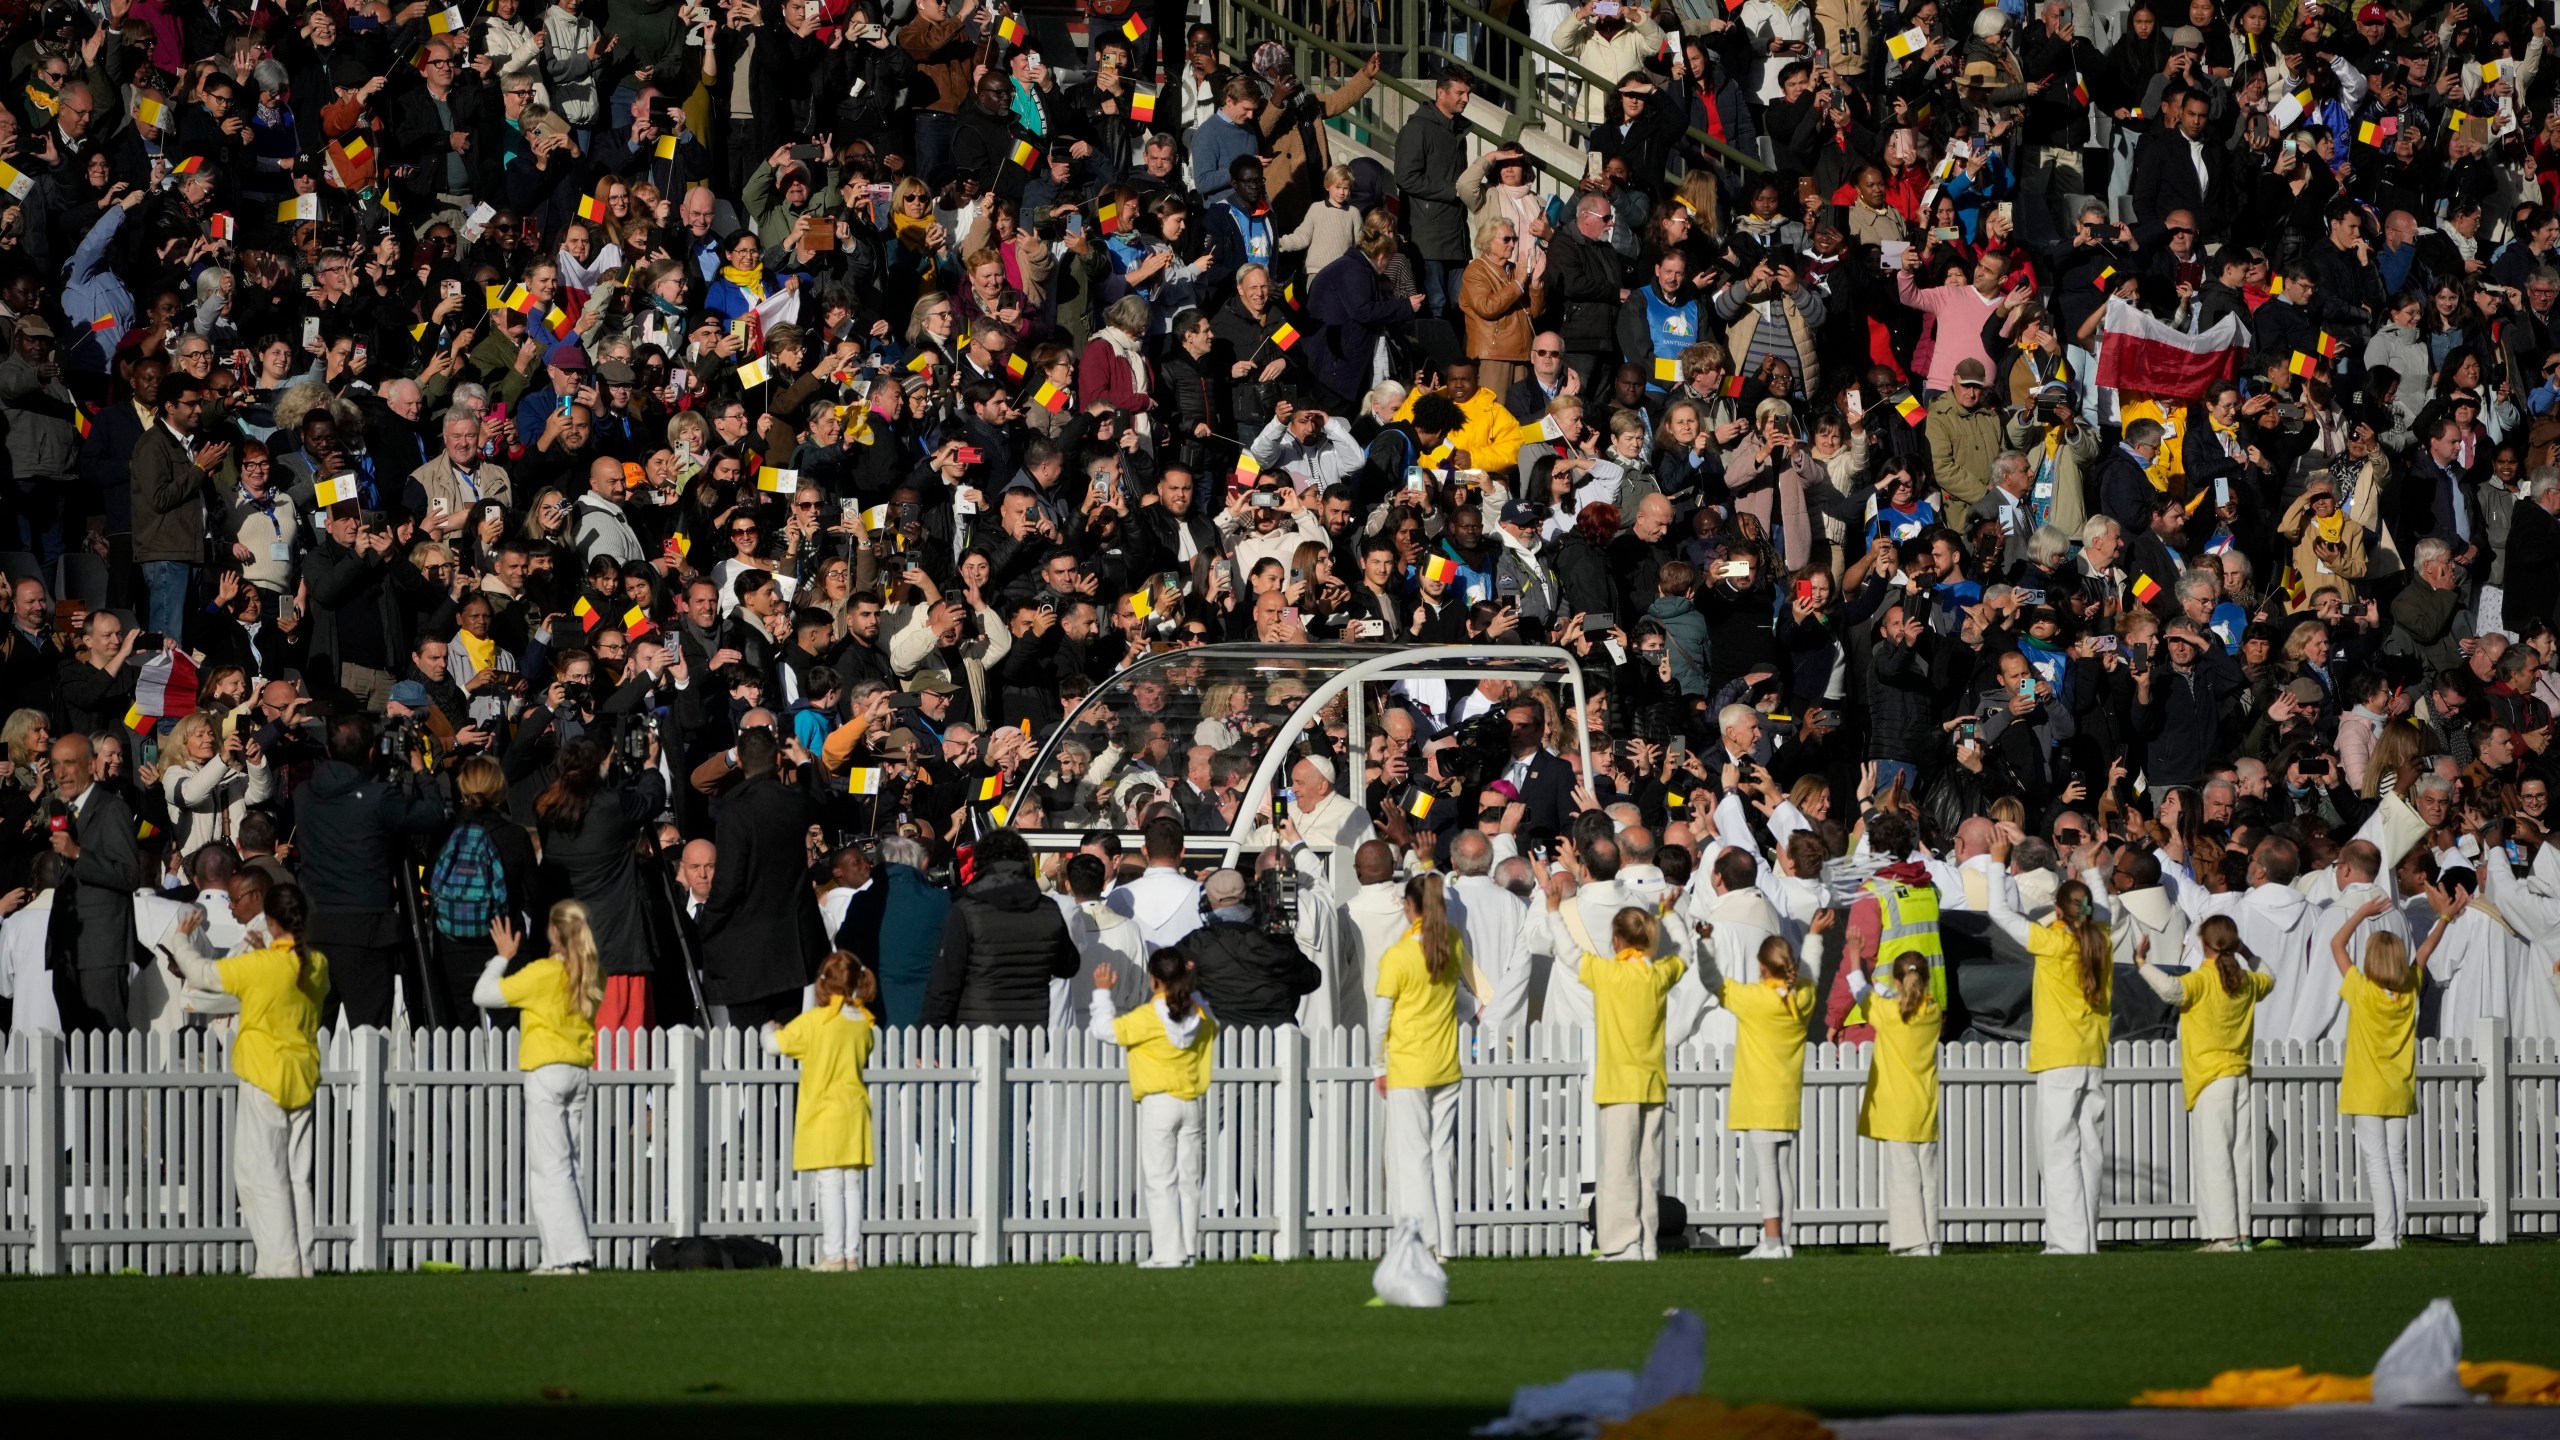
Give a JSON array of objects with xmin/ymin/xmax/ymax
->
[
  {"xmin": 2018, "ymin": 678, "xmax": 2035, "ymax": 700},
  {"xmin": 2092, "ymin": 635, "xmax": 2119, "ymax": 653},
  {"xmin": 1279, "ymin": 606, "xmax": 1300, "ymax": 628},
  {"xmin": 1994, "ymin": 201, "xmax": 2013, "ymax": 228},
  {"xmin": 1793, "ymin": 579, "xmax": 1816, "ymax": 604},
  {"xmin": 442, "ymin": 279, "xmax": 462, "ymax": 300},
  {"xmin": 858, "ymin": 22, "xmax": 883, "ymax": 39},
  {"xmin": 1065, "ymin": 212, "xmax": 1084, "ymax": 238},
  {"xmin": 1714, "ymin": 560, "xmax": 1750, "ymax": 580},
  {"xmin": 300, "ymin": 317, "xmax": 320, "ymax": 347},
  {"xmin": 788, "ymin": 143, "xmax": 823, "ymax": 162},
  {"xmin": 2175, "ymin": 260, "xmax": 2204, "ymax": 288},
  {"xmin": 352, "ymin": 342, "xmax": 367, "ymax": 366},
  {"xmin": 1403, "ymin": 466, "xmax": 1429, "ymax": 491},
  {"xmin": 1585, "ymin": 611, "xmax": 1615, "ymax": 633},
  {"xmin": 955, "ymin": 445, "xmax": 982, "ymax": 464},
  {"xmin": 1666, "ymin": 735, "xmax": 1689, "ymax": 763}
]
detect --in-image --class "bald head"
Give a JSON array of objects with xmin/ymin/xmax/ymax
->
[
  {"xmin": 2338, "ymin": 839, "xmax": 2382, "ymax": 884},
  {"xmin": 1450, "ymin": 830, "xmax": 1493, "ymax": 876},
  {"xmin": 1955, "ymin": 816, "xmax": 1996, "ymax": 859},
  {"xmin": 1620, "ymin": 825, "xmax": 1657, "ymax": 866},
  {"xmin": 1354, "ymin": 838, "xmax": 1396, "ymax": 886}
]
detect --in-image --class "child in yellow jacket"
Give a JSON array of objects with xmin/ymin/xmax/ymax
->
[
  {"xmin": 1092, "ymin": 950, "xmax": 1219, "ymax": 1269},
  {"xmin": 1718, "ymin": 911, "xmax": 1832, "ymax": 1260},
  {"xmin": 2332, "ymin": 892, "xmax": 2450, "ymax": 1251},
  {"xmin": 765, "ymin": 953, "xmax": 879, "ymax": 1272},
  {"xmin": 1846, "ymin": 949, "xmax": 1942, "ymax": 1257},
  {"xmin": 1583, "ymin": 907, "xmax": 1687, "ymax": 1262},
  {"xmin": 2136, "ymin": 916, "xmax": 2272, "ymax": 1251}
]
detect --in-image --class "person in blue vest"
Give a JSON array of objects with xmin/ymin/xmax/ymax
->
[
  {"xmin": 1614, "ymin": 249, "xmax": 1702, "ymax": 397},
  {"xmin": 1204, "ymin": 157, "xmax": 1279, "ymax": 302}
]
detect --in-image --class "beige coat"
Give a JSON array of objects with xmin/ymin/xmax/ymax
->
[
  {"xmin": 1258, "ymin": 68, "xmax": 1380, "ymax": 229},
  {"xmin": 2279, "ymin": 487, "xmax": 2371, "ymax": 602}
]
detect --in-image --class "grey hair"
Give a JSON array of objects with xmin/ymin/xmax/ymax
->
[
  {"xmin": 253, "ymin": 59, "xmax": 291, "ymax": 93},
  {"xmin": 2079, "ymin": 514, "xmax": 2122, "ymax": 546},
  {"xmin": 2027, "ymin": 524, "xmax": 2073, "ymax": 568},
  {"xmin": 1971, "ymin": 6, "xmax": 2007, "ymax": 35},
  {"xmin": 2176, "ymin": 569, "xmax": 2222, "ymax": 603},
  {"xmin": 1992, "ymin": 450, "xmax": 2034, "ymax": 482},
  {"xmin": 2011, "ymin": 836, "xmax": 2058, "ymax": 874},
  {"xmin": 877, "ymin": 836, "xmax": 931, "ymax": 869},
  {"xmin": 2123, "ymin": 418, "xmax": 2167, "ymax": 448},
  {"xmin": 1103, "ymin": 294, "xmax": 1151, "ymax": 336},
  {"xmin": 194, "ymin": 267, "xmax": 229, "ymax": 302},
  {"xmin": 2413, "ymin": 774, "xmax": 2456, "ymax": 801},
  {"xmin": 1450, "ymin": 830, "xmax": 1493, "ymax": 876},
  {"xmin": 2411, "ymin": 536, "xmax": 2452, "ymax": 569},
  {"xmin": 2527, "ymin": 465, "xmax": 2560, "ymax": 500}
]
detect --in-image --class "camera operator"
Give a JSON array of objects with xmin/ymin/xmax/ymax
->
[
  {"xmin": 292, "ymin": 712, "xmax": 451, "ymax": 1026},
  {"xmin": 502, "ymin": 645, "xmax": 609, "ymax": 813},
  {"xmin": 534, "ymin": 730, "xmax": 671, "ymax": 1030},
  {"xmin": 1179, "ymin": 867, "xmax": 1321, "ymax": 1028}
]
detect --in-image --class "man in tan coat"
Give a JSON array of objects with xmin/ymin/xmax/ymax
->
[{"xmin": 1252, "ymin": 44, "xmax": 1381, "ymax": 230}]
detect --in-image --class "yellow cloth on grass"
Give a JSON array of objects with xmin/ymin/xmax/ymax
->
[{"xmin": 2134, "ymin": 1360, "xmax": 2560, "ymax": 1408}]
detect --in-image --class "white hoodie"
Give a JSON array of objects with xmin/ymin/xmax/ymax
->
[
  {"xmin": 2285, "ymin": 881, "xmax": 2407, "ymax": 1047},
  {"xmin": 2088, "ymin": 878, "xmax": 2188, "ymax": 973}
]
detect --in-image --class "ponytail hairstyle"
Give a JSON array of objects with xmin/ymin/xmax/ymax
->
[
  {"xmin": 264, "ymin": 880, "xmax": 316, "ymax": 991},
  {"xmin": 814, "ymin": 950, "xmax": 879, "ymax": 1011},
  {"xmin": 1407, "ymin": 873, "xmax": 1460, "ymax": 983},
  {"xmin": 1890, "ymin": 952, "xmax": 1930, "ymax": 1023},
  {"xmin": 1757, "ymin": 934, "xmax": 1799, "ymax": 986},
  {"xmin": 2195, "ymin": 914, "xmax": 2254, "ymax": 996},
  {"xmin": 2051, "ymin": 879, "xmax": 2111, "ymax": 1013},
  {"xmin": 1610, "ymin": 905, "xmax": 1660, "ymax": 956},
  {"xmin": 548, "ymin": 899, "xmax": 605, "ymax": 1021},
  {"xmin": 1147, "ymin": 947, "xmax": 1199, "ymax": 1023},
  {"xmin": 2360, "ymin": 929, "xmax": 2414, "ymax": 994}
]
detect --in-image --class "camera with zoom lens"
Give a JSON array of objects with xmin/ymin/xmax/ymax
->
[
  {"xmin": 1252, "ymin": 848, "xmax": 1301, "ymax": 940},
  {"xmin": 377, "ymin": 714, "xmax": 419, "ymax": 767},
  {"xmin": 610, "ymin": 712, "xmax": 656, "ymax": 769}
]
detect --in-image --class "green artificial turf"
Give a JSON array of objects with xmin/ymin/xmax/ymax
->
[{"xmin": 4, "ymin": 1243, "xmax": 2556, "ymax": 1432}]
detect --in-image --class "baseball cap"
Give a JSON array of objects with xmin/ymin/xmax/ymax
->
[
  {"xmin": 1953, "ymin": 357, "xmax": 1989, "ymax": 384},
  {"xmin": 1500, "ymin": 499, "xmax": 1546, "ymax": 527},
  {"xmin": 903, "ymin": 670, "xmax": 959, "ymax": 695},
  {"xmin": 14, "ymin": 315, "xmax": 52, "ymax": 339},
  {"xmin": 2356, "ymin": 2, "xmax": 2386, "ymax": 20},
  {"xmin": 390, "ymin": 680, "xmax": 432, "ymax": 709},
  {"xmin": 1203, "ymin": 869, "xmax": 1249, "ymax": 908},
  {"xmin": 551, "ymin": 345, "xmax": 589, "ymax": 371},
  {"xmin": 2169, "ymin": 23, "xmax": 2206, "ymax": 46}
]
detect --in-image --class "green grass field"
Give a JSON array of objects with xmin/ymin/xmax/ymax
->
[{"xmin": 6, "ymin": 1243, "xmax": 2557, "ymax": 1433}]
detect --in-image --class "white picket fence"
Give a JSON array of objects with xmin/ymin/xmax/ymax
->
[{"xmin": 1, "ymin": 1020, "xmax": 2553, "ymax": 1274}]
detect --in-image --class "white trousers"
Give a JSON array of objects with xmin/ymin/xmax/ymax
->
[
  {"xmin": 1594, "ymin": 1102, "xmax": 1663, "ymax": 1259},
  {"xmin": 2037, "ymin": 1066, "xmax": 2107, "ymax": 1254},
  {"xmin": 2353, "ymin": 1113, "xmax": 2411, "ymax": 1243},
  {"xmin": 1138, "ymin": 1092, "xmax": 1204, "ymax": 1267},
  {"xmin": 1882, "ymin": 1139, "xmax": 1940, "ymax": 1255},
  {"xmin": 235, "ymin": 1085, "xmax": 314, "ymax": 1278},
  {"xmin": 524, "ymin": 1064, "xmax": 594, "ymax": 1269},
  {"xmin": 1385, "ymin": 1083, "xmax": 1459, "ymax": 1258},
  {"xmin": 1745, "ymin": 1130, "xmax": 1796, "ymax": 1229},
  {"xmin": 2191, "ymin": 1076, "xmax": 2256, "ymax": 1242},
  {"xmin": 809, "ymin": 1166, "xmax": 868, "ymax": 1262}
]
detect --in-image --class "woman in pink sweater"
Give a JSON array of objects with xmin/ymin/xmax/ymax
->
[{"xmin": 1895, "ymin": 248, "xmax": 2008, "ymax": 397}]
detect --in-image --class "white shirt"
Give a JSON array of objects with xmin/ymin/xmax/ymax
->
[
  {"xmin": 0, "ymin": 892, "xmax": 60, "ymax": 1037},
  {"xmin": 1107, "ymin": 865, "xmax": 1204, "ymax": 955}
]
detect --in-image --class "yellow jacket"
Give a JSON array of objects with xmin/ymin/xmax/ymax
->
[
  {"xmin": 1393, "ymin": 383, "xmax": 1530, "ymax": 474},
  {"xmin": 2169, "ymin": 965, "xmax": 2272, "ymax": 1109},
  {"xmin": 776, "ymin": 999, "xmax": 877, "ymax": 1169},
  {"xmin": 1377, "ymin": 928, "xmax": 1467, "ymax": 1089},
  {"xmin": 2339, "ymin": 966, "xmax": 2421, "ymax": 1118},
  {"xmin": 1582, "ymin": 948, "xmax": 1686, "ymax": 1105},
  {"xmin": 501, "ymin": 958, "xmax": 598, "ymax": 1072},
  {"xmin": 219, "ymin": 942, "xmax": 329, "ymax": 1110},
  {"xmin": 1722, "ymin": 977, "xmax": 1816, "ymax": 1132},
  {"xmin": 1112, "ymin": 998, "xmax": 1218, "ymax": 1101},
  {"xmin": 1858, "ymin": 979, "xmax": 1941, "ymax": 1144},
  {"xmin": 2026, "ymin": 918, "xmax": 2112, "ymax": 1073}
]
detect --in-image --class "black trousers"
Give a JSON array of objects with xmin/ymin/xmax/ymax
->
[
  {"xmin": 57, "ymin": 964, "xmax": 128, "ymax": 1033},
  {"xmin": 722, "ymin": 990, "xmax": 803, "ymax": 1029}
]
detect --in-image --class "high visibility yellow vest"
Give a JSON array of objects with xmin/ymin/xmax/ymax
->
[{"xmin": 1850, "ymin": 877, "xmax": 1945, "ymax": 1026}]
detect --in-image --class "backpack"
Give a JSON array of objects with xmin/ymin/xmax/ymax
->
[
  {"xmin": 647, "ymin": 1235, "xmax": 784, "ymax": 1270},
  {"xmin": 428, "ymin": 820, "xmax": 509, "ymax": 940}
]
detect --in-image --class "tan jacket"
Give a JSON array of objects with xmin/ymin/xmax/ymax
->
[
  {"xmin": 2279, "ymin": 487, "xmax": 2370, "ymax": 602},
  {"xmin": 1459, "ymin": 257, "xmax": 1542, "ymax": 364},
  {"xmin": 408, "ymin": 453, "xmax": 513, "ymax": 520}
]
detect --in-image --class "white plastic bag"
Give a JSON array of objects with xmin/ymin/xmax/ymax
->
[
  {"xmin": 2372, "ymin": 1297, "xmax": 2470, "ymax": 1408},
  {"xmin": 1372, "ymin": 1218, "xmax": 1448, "ymax": 1308}
]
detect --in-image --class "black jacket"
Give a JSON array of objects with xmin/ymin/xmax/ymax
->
[
  {"xmin": 56, "ymin": 784, "xmax": 140, "ymax": 974},
  {"xmin": 1183, "ymin": 919, "xmax": 1319, "ymax": 1027},
  {"xmin": 291, "ymin": 760, "xmax": 450, "ymax": 921},
  {"xmin": 700, "ymin": 772, "xmax": 827, "ymax": 1005},
  {"xmin": 1544, "ymin": 228, "xmax": 1626, "ymax": 354},
  {"xmin": 923, "ymin": 860, "xmax": 1078, "ymax": 1026}
]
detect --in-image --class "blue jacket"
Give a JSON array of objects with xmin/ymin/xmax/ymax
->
[
  {"xmin": 62, "ymin": 203, "xmax": 132, "ymax": 373},
  {"xmin": 863, "ymin": 862, "xmax": 953, "ymax": 1027}
]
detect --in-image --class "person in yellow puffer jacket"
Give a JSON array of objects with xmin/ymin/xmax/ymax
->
[{"xmin": 1393, "ymin": 359, "xmax": 1531, "ymax": 474}]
